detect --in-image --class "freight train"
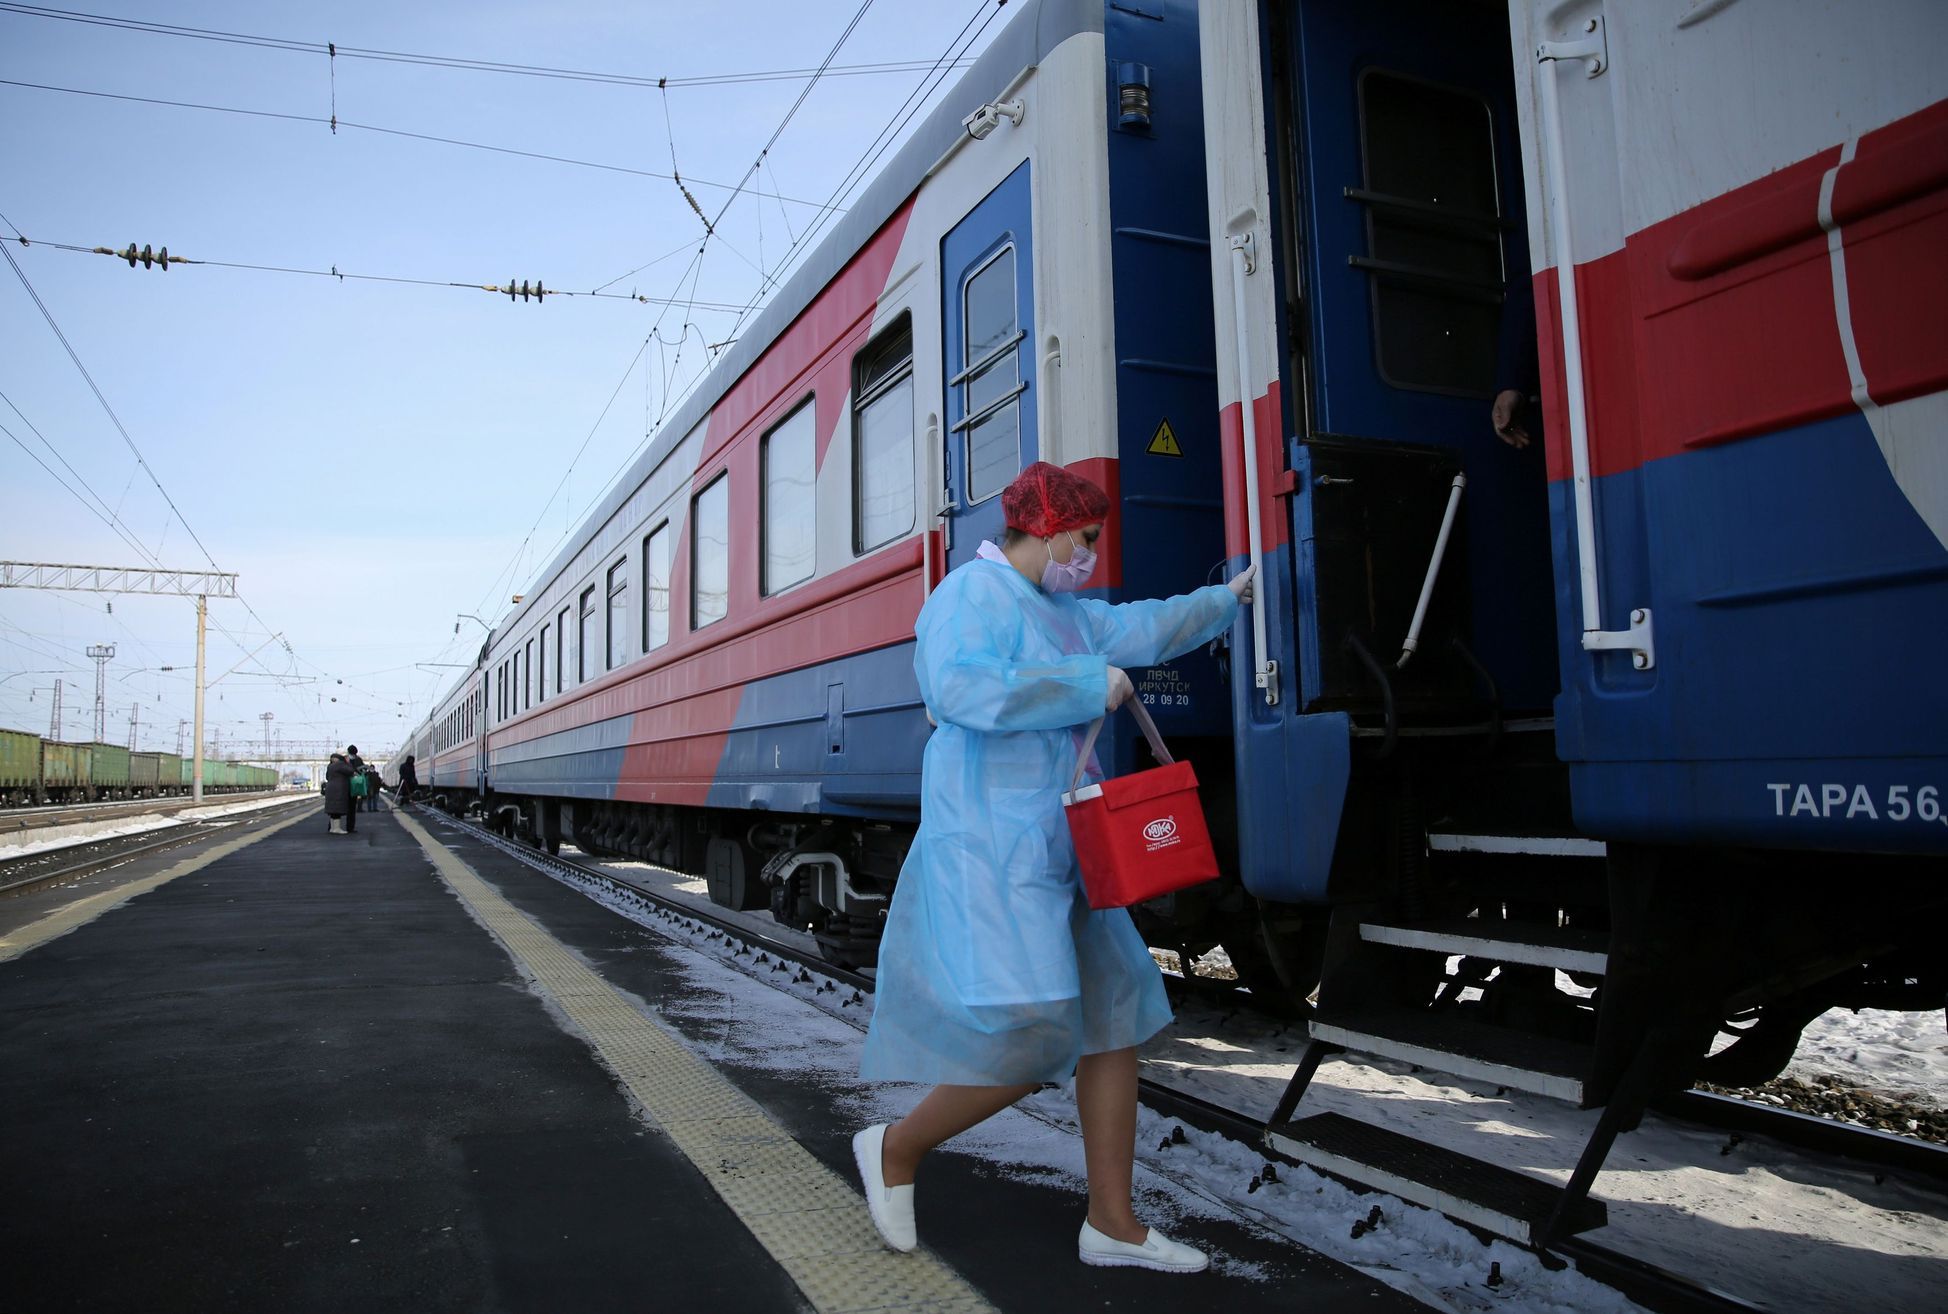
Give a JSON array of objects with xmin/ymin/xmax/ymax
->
[
  {"xmin": 403, "ymin": 0, "xmax": 1946, "ymax": 1247},
  {"xmin": 0, "ymin": 727, "xmax": 275, "ymax": 805}
]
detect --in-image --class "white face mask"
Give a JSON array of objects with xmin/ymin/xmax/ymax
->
[{"xmin": 1040, "ymin": 532, "xmax": 1097, "ymax": 592}]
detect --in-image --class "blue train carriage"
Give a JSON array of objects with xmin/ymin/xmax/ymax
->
[
  {"xmin": 418, "ymin": 0, "xmax": 1250, "ymax": 968},
  {"xmin": 417, "ymin": 652, "xmax": 485, "ymax": 808},
  {"xmin": 1199, "ymin": 0, "xmax": 1948, "ymax": 1247}
]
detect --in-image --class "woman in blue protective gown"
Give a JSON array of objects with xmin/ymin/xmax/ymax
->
[{"xmin": 854, "ymin": 462, "xmax": 1255, "ymax": 1273}]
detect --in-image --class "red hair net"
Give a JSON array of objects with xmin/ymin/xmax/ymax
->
[{"xmin": 1001, "ymin": 462, "xmax": 1110, "ymax": 538}]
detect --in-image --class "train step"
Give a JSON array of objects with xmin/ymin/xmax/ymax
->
[
  {"xmin": 1266, "ymin": 1111, "xmax": 1607, "ymax": 1247},
  {"xmin": 1425, "ymin": 831, "xmax": 1606, "ymax": 858},
  {"xmin": 1358, "ymin": 918, "xmax": 1609, "ymax": 975},
  {"xmin": 1309, "ymin": 1004, "xmax": 1592, "ymax": 1105}
]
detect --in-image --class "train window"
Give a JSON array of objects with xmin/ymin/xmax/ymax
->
[
  {"xmin": 957, "ymin": 246, "xmax": 1023, "ymax": 503},
  {"xmin": 524, "ymin": 639, "xmax": 534, "ymax": 708},
  {"xmin": 556, "ymin": 607, "xmax": 570, "ymax": 692},
  {"xmin": 693, "ymin": 473, "xmax": 730, "ymax": 628},
  {"xmin": 578, "ymin": 586, "xmax": 597, "ymax": 682},
  {"xmin": 854, "ymin": 317, "xmax": 915, "ymax": 553},
  {"xmin": 539, "ymin": 624, "xmax": 549, "ymax": 700},
  {"xmin": 642, "ymin": 523, "xmax": 670, "ymax": 652},
  {"xmin": 607, "ymin": 558, "xmax": 629, "ymax": 670},
  {"xmin": 513, "ymin": 652, "xmax": 522, "ymax": 715},
  {"xmin": 1354, "ymin": 69, "xmax": 1505, "ymax": 396},
  {"xmin": 762, "ymin": 401, "xmax": 817, "ymax": 595}
]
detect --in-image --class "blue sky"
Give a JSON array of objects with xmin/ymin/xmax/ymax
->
[{"xmin": 1, "ymin": 1, "xmax": 1005, "ymax": 762}]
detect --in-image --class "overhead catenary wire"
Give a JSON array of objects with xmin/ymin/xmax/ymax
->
[
  {"xmin": 0, "ymin": 4, "xmax": 973, "ymax": 92},
  {"xmin": 0, "ymin": 80, "xmax": 838, "ymax": 211},
  {"xmin": 1, "ymin": 229, "xmax": 402, "ymax": 727},
  {"xmin": 726, "ymin": 0, "xmax": 1011, "ymax": 341},
  {"xmin": 532, "ymin": 0, "xmax": 1008, "ymax": 595},
  {"xmin": 10, "ymin": 231, "xmax": 752, "ymax": 311}
]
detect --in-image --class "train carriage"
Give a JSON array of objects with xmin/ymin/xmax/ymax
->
[
  {"xmin": 1, "ymin": 727, "xmax": 41, "ymax": 806},
  {"xmin": 414, "ymin": 0, "xmax": 1252, "ymax": 967},
  {"xmin": 400, "ymin": 0, "xmax": 1944, "ymax": 1248},
  {"xmin": 1199, "ymin": 0, "xmax": 1947, "ymax": 1249}
]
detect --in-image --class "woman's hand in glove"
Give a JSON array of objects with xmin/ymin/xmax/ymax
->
[{"xmin": 1105, "ymin": 665, "xmax": 1135, "ymax": 711}]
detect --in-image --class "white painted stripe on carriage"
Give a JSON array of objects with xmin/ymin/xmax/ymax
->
[
  {"xmin": 1425, "ymin": 833, "xmax": 1606, "ymax": 857},
  {"xmin": 1819, "ymin": 137, "xmax": 1875, "ymax": 413},
  {"xmin": 391, "ymin": 809, "xmax": 994, "ymax": 1314},
  {"xmin": 1309, "ymin": 1021, "xmax": 1587, "ymax": 1105}
]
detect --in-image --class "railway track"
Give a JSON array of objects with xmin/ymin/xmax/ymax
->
[
  {"xmin": 0, "ymin": 790, "xmax": 286, "ymax": 835},
  {"xmin": 426, "ymin": 804, "xmax": 1948, "ymax": 1314},
  {"xmin": 0, "ymin": 795, "xmax": 318, "ymax": 897}
]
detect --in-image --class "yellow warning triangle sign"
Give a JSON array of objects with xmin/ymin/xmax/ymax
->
[{"xmin": 1146, "ymin": 418, "xmax": 1183, "ymax": 457}]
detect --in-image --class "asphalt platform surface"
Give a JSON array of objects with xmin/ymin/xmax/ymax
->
[{"xmin": 0, "ymin": 802, "xmax": 1424, "ymax": 1313}]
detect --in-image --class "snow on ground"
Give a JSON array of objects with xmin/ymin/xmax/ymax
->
[
  {"xmin": 1790, "ymin": 1009, "xmax": 1948, "ymax": 1109},
  {"xmin": 525, "ymin": 853, "xmax": 1644, "ymax": 1314},
  {"xmin": 553, "ymin": 850, "xmax": 1948, "ymax": 1313},
  {"xmin": 0, "ymin": 793, "xmax": 313, "ymax": 857}
]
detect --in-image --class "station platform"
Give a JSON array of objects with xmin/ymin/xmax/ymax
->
[{"xmin": 0, "ymin": 801, "xmax": 1424, "ymax": 1313}]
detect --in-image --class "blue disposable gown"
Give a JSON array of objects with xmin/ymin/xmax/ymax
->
[{"xmin": 860, "ymin": 554, "xmax": 1239, "ymax": 1085}]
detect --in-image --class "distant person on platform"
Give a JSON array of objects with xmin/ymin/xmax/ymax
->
[
  {"xmin": 362, "ymin": 765, "xmax": 383, "ymax": 812},
  {"xmin": 322, "ymin": 752, "xmax": 354, "ymax": 835},
  {"xmin": 344, "ymin": 746, "xmax": 365, "ymax": 833},
  {"xmin": 396, "ymin": 754, "xmax": 419, "ymax": 807}
]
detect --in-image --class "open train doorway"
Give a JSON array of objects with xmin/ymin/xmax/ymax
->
[{"xmin": 1272, "ymin": 0, "xmax": 1559, "ymax": 727}]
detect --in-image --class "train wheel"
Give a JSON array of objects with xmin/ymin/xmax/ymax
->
[
  {"xmin": 705, "ymin": 836, "xmax": 767, "ymax": 911},
  {"xmin": 1226, "ymin": 906, "xmax": 1327, "ymax": 1019}
]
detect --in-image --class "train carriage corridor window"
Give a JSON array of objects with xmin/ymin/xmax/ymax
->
[
  {"xmin": 524, "ymin": 639, "xmax": 534, "ymax": 709},
  {"xmin": 513, "ymin": 653, "xmax": 521, "ymax": 715},
  {"xmin": 957, "ymin": 247, "xmax": 1022, "ymax": 503},
  {"xmin": 556, "ymin": 608, "xmax": 569, "ymax": 692},
  {"xmin": 539, "ymin": 624, "xmax": 548, "ymax": 701},
  {"xmin": 607, "ymin": 558, "xmax": 629, "ymax": 670},
  {"xmin": 693, "ymin": 474, "xmax": 730, "ymax": 628},
  {"xmin": 578, "ymin": 586, "xmax": 596, "ymax": 683},
  {"xmin": 854, "ymin": 317, "xmax": 915, "ymax": 553},
  {"xmin": 643, "ymin": 524, "xmax": 670, "ymax": 651},
  {"xmin": 763, "ymin": 402, "xmax": 817, "ymax": 594},
  {"xmin": 1355, "ymin": 70, "xmax": 1506, "ymax": 395}
]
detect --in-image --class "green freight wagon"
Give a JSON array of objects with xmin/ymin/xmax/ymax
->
[
  {"xmin": 42, "ymin": 741, "xmax": 89, "ymax": 803},
  {"xmin": 1, "ymin": 727, "xmax": 42, "ymax": 805},
  {"xmin": 129, "ymin": 751, "xmax": 164, "ymax": 796},
  {"xmin": 86, "ymin": 743, "xmax": 131, "ymax": 800},
  {"xmin": 155, "ymin": 752, "xmax": 183, "ymax": 796}
]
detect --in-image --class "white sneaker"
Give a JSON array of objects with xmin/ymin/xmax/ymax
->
[
  {"xmin": 852, "ymin": 1124, "xmax": 916, "ymax": 1253},
  {"xmin": 1078, "ymin": 1219, "xmax": 1208, "ymax": 1273}
]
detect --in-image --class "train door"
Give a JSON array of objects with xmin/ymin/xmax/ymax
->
[
  {"xmin": 1280, "ymin": 0, "xmax": 1558, "ymax": 715},
  {"xmin": 940, "ymin": 161, "xmax": 1037, "ymax": 569}
]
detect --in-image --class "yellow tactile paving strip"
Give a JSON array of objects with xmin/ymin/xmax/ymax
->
[
  {"xmin": 0, "ymin": 803, "xmax": 319, "ymax": 964},
  {"xmin": 394, "ymin": 809, "xmax": 995, "ymax": 1314}
]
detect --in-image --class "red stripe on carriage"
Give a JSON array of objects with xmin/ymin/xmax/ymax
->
[
  {"xmin": 1537, "ymin": 96, "xmax": 1948, "ymax": 485},
  {"xmin": 1218, "ymin": 381, "xmax": 1290, "ymax": 557}
]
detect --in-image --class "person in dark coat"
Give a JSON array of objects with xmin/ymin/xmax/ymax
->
[
  {"xmin": 344, "ymin": 745, "xmax": 364, "ymax": 833},
  {"xmin": 363, "ymin": 766, "xmax": 382, "ymax": 812},
  {"xmin": 322, "ymin": 753, "xmax": 353, "ymax": 834},
  {"xmin": 396, "ymin": 754, "xmax": 419, "ymax": 806}
]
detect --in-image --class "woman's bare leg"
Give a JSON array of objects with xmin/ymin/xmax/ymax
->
[
  {"xmin": 1075, "ymin": 1046, "xmax": 1144, "ymax": 1242},
  {"xmin": 881, "ymin": 1082, "xmax": 1036, "ymax": 1186}
]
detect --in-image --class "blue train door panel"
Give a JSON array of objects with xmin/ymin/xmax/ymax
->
[
  {"xmin": 1284, "ymin": 0, "xmax": 1557, "ymax": 712},
  {"xmin": 942, "ymin": 162, "xmax": 1037, "ymax": 570}
]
